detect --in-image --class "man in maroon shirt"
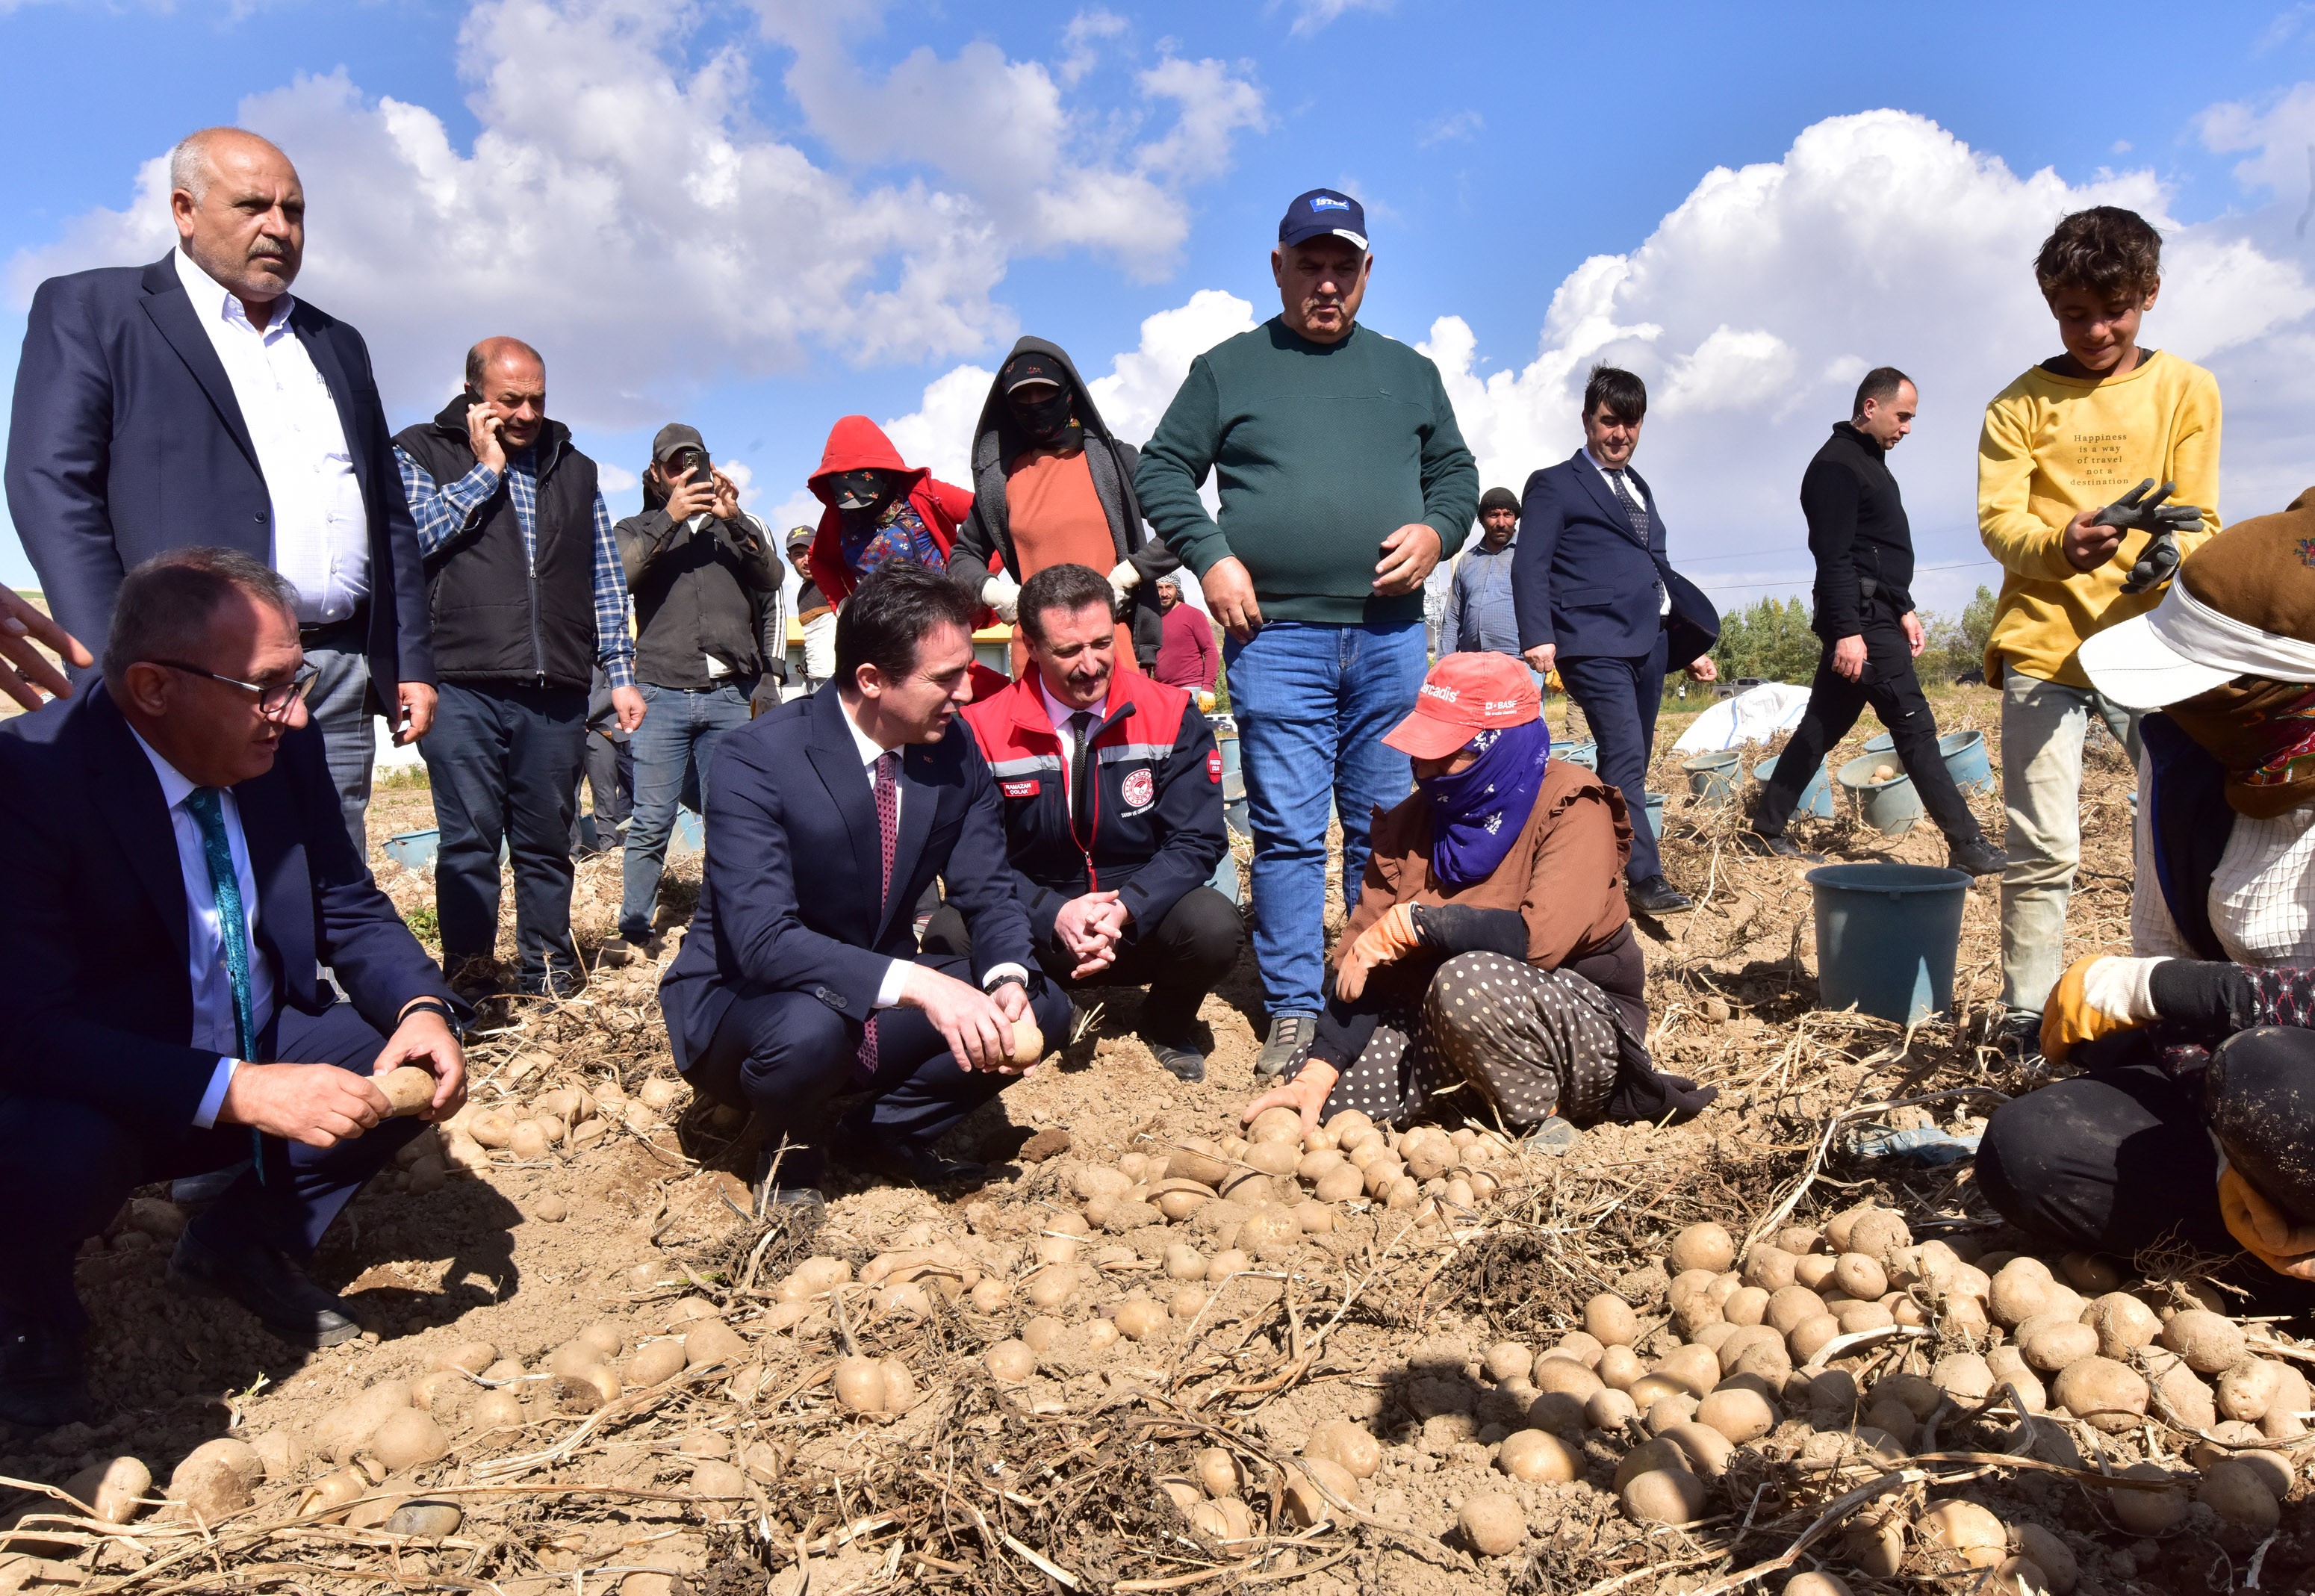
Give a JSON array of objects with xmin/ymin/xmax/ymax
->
[{"xmin": 1152, "ymin": 577, "xmax": 1219, "ymax": 695}]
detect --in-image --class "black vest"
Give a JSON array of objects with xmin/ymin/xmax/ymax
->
[{"xmin": 394, "ymin": 398, "xmax": 600, "ymax": 690}]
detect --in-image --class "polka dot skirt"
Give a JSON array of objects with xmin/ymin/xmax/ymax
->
[{"xmin": 1322, "ymin": 952, "xmax": 1623, "ymax": 1131}]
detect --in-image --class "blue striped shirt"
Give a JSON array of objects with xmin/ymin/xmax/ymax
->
[{"xmin": 394, "ymin": 443, "xmax": 636, "ymax": 689}]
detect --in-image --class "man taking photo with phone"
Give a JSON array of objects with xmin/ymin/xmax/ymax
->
[{"xmin": 603, "ymin": 425, "xmax": 786, "ymax": 965}]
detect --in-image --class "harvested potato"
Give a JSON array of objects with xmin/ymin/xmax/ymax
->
[
  {"xmin": 1722, "ymin": 1285, "xmax": 1770, "ymax": 1327},
  {"xmin": 1196, "ymin": 1448, "xmax": 1243, "ymax": 1499},
  {"xmin": 2085, "ymin": 1292, "xmax": 2159, "ymax": 1360},
  {"xmin": 1620, "ymin": 1467, "xmax": 1707, "ymax": 1526},
  {"xmin": 2051, "ymin": 1356, "xmax": 2148, "ymax": 1432},
  {"xmin": 1585, "ymin": 1388, "xmax": 1640, "ymax": 1430},
  {"xmin": 1783, "ymin": 1577, "xmax": 1853, "ymax": 1596},
  {"xmin": 1668, "ymin": 1223, "xmax": 1735, "ymax": 1274},
  {"xmin": 1833, "ymin": 1252, "xmax": 1887, "ymax": 1300},
  {"xmin": 2016, "ymin": 1314, "xmax": 2098, "ymax": 1373},
  {"xmin": 2106, "ymin": 1462, "xmax": 2188, "ymax": 1535},
  {"xmin": 1787, "ymin": 1314, "xmax": 1843, "ymax": 1364},
  {"xmin": 1986, "ymin": 1259, "xmax": 2053, "ymax": 1328},
  {"xmin": 1532, "ymin": 1357, "xmax": 1604, "ymax": 1400},
  {"xmin": 1458, "ymin": 1493, "xmax": 1526, "ymax": 1556},
  {"xmin": 1696, "ymin": 1385, "xmax": 1777, "ymax": 1443},
  {"xmin": 833, "ymin": 1357, "xmax": 886, "ymax": 1414},
  {"xmin": 2013, "ymin": 1524, "xmax": 2078, "ymax": 1596},
  {"xmin": 2162, "ymin": 1309, "xmax": 2248, "ymax": 1374},
  {"xmin": 1932, "ymin": 1353, "xmax": 1995, "ymax": 1405},
  {"xmin": 985, "ymin": 1341, "xmax": 1034, "ymax": 1382},
  {"xmin": 1918, "ymin": 1500, "xmax": 2006, "ymax": 1571},
  {"xmin": 1584, "ymin": 1294, "xmax": 1637, "ymax": 1347},
  {"xmin": 1765, "ymin": 1286, "xmax": 1828, "ymax": 1335},
  {"xmin": 1495, "ymin": 1429, "xmax": 1580, "ymax": 1483},
  {"xmin": 2199, "ymin": 1459, "xmax": 2281, "ymax": 1530},
  {"xmin": 1483, "ymin": 1341, "xmax": 1534, "ymax": 1383},
  {"xmin": 1658, "ymin": 1422, "xmax": 1734, "ymax": 1479},
  {"xmin": 2218, "ymin": 1359, "xmax": 2282, "ymax": 1422},
  {"xmin": 1741, "ymin": 1246, "xmax": 1797, "ymax": 1291}
]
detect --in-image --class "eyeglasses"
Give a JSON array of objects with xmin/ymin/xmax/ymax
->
[{"xmin": 149, "ymin": 659, "xmax": 321, "ymax": 720}]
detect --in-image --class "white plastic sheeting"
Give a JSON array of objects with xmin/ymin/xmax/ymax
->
[{"xmin": 1670, "ymin": 682, "xmax": 1815, "ymax": 755}]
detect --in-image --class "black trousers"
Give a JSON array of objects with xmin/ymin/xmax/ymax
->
[
  {"xmin": 1753, "ymin": 620, "xmax": 1979, "ymax": 842},
  {"xmin": 923, "ymin": 884, "xmax": 1242, "ymax": 1037},
  {"xmin": 682, "ymin": 954, "xmax": 1074, "ymax": 1177},
  {"xmin": 1974, "ymin": 1035, "xmax": 2315, "ymax": 1310},
  {"xmin": 421, "ymin": 681, "xmax": 589, "ymax": 983},
  {"xmin": 1558, "ymin": 633, "xmax": 1668, "ymax": 884},
  {"xmin": 0, "ymin": 1002, "xmax": 420, "ymax": 1334}
]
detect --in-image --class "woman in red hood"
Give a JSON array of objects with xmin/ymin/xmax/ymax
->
[{"xmin": 805, "ymin": 416, "xmax": 976, "ymax": 606}]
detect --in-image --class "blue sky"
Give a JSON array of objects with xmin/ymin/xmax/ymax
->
[{"xmin": 7, "ymin": 0, "xmax": 2315, "ymax": 621}]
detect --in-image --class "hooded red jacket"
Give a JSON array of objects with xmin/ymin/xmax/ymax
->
[{"xmin": 806, "ymin": 415, "xmax": 977, "ymax": 606}]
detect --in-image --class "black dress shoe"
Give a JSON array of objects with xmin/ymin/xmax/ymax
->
[
  {"xmin": 1948, "ymin": 836, "xmax": 2010, "ymax": 878},
  {"xmin": 0, "ymin": 1323, "xmax": 90, "ymax": 1435},
  {"xmin": 1739, "ymin": 830, "xmax": 1823, "ymax": 863},
  {"xmin": 829, "ymin": 1125, "xmax": 986, "ymax": 1189},
  {"xmin": 167, "ymin": 1226, "xmax": 363, "ymax": 1348},
  {"xmin": 1629, "ymin": 875, "xmax": 1694, "ymax": 914}
]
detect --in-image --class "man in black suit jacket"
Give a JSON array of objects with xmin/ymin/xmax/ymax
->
[
  {"xmin": 0, "ymin": 550, "xmax": 465, "ymax": 1432},
  {"xmin": 4, "ymin": 128, "xmax": 435, "ymax": 855},
  {"xmin": 1513, "ymin": 366, "xmax": 1719, "ymax": 914},
  {"xmin": 659, "ymin": 560, "xmax": 1072, "ymax": 1203}
]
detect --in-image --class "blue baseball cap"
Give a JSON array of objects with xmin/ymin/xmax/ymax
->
[{"xmin": 1278, "ymin": 188, "xmax": 1369, "ymax": 252}]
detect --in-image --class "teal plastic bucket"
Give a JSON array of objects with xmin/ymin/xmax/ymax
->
[
  {"xmin": 1643, "ymin": 790, "xmax": 1666, "ymax": 836},
  {"xmin": 1753, "ymin": 753, "xmax": 1834, "ymax": 820},
  {"xmin": 1559, "ymin": 740, "xmax": 1598, "ymax": 771},
  {"xmin": 1863, "ymin": 732, "xmax": 1895, "ymax": 754},
  {"xmin": 1682, "ymin": 748, "xmax": 1742, "ymax": 807},
  {"xmin": 1208, "ymin": 850, "xmax": 1241, "ymax": 905},
  {"xmin": 1940, "ymin": 729, "xmax": 1994, "ymax": 795},
  {"xmin": 1838, "ymin": 754, "xmax": 1923, "ymax": 836},
  {"xmin": 1806, "ymin": 863, "xmax": 1972, "ymax": 1023}
]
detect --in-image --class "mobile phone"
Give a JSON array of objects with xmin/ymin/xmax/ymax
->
[{"xmin": 675, "ymin": 447, "xmax": 711, "ymax": 481}]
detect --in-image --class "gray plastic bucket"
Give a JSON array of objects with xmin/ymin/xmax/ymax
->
[
  {"xmin": 1806, "ymin": 863, "xmax": 1972, "ymax": 1024},
  {"xmin": 1753, "ymin": 753, "xmax": 1834, "ymax": 820},
  {"xmin": 1863, "ymin": 732, "xmax": 1895, "ymax": 754},
  {"xmin": 1838, "ymin": 753, "xmax": 1923, "ymax": 836},
  {"xmin": 1940, "ymin": 729, "xmax": 1994, "ymax": 795},
  {"xmin": 1559, "ymin": 740, "xmax": 1598, "ymax": 771},
  {"xmin": 1643, "ymin": 790, "xmax": 1666, "ymax": 837},
  {"xmin": 1682, "ymin": 748, "xmax": 1742, "ymax": 807}
]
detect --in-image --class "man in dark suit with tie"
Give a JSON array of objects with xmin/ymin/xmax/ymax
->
[
  {"xmin": 659, "ymin": 559, "xmax": 1073, "ymax": 1205},
  {"xmin": 1513, "ymin": 366, "xmax": 1719, "ymax": 914},
  {"xmin": 5, "ymin": 127, "xmax": 435, "ymax": 854},
  {"xmin": 0, "ymin": 549, "xmax": 466, "ymax": 1432}
]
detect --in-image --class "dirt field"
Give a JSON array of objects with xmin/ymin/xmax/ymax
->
[{"xmin": 14, "ymin": 683, "xmax": 2298, "ymax": 1596}]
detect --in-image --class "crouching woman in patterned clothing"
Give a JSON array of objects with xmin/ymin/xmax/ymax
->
[{"xmin": 1240, "ymin": 653, "xmax": 1715, "ymax": 1148}]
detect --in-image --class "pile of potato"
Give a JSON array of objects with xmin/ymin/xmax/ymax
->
[{"xmin": 392, "ymin": 1073, "xmax": 694, "ymax": 1199}]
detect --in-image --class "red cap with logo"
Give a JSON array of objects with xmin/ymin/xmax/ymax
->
[{"xmin": 1382, "ymin": 653, "xmax": 1541, "ymax": 760}]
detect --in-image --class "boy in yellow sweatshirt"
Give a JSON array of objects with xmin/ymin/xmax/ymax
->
[{"xmin": 1979, "ymin": 205, "xmax": 2221, "ymax": 1027}]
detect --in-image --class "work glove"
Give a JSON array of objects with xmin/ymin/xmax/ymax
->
[
  {"xmin": 982, "ymin": 571, "xmax": 1022, "ymax": 624},
  {"xmin": 2040, "ymin": 953, "xmax": 2169, "ymax": 1064},
  {"xmin": 1107, "ymin": 560, "xmax": 1141, "ymax": 612},
  {"xmin": 749, "ymin": 677, "xmax": 783, "ymax": 718},
  {"xmin": 2219, "ymin": 1164, "xmax": 2315, "ymax": 1281},
  {"xmin": 2095, "ymin": 479, "xmax": 2202, "ymax": 595},
  {"xmin": 1335, "ymin": 903, "xmax": 1423, "ymax": 1003},
  {"xmin": 1197, "ymin": 689, "xmax": 1216, "ymax": 713}
]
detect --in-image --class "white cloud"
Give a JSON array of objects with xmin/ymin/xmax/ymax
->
[
  {"xmin": 1419, "ymin": 110, "xmax": 1482, "ymax": 148},
  {"xmin": 7, "ymin": 0, "xmax": 1265, "ymax": 430},
  {"xmin": 1418, "ymin": 109, "xmax": 2315, "ymax": 615},
  {"xmin": 1281, "ymin": 0, "xmax": 1390, "ymax": 37}
]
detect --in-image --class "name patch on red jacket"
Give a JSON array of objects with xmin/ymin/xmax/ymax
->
[
  {"xmin": 1001, "ymin": 778, "xmax": 1040, "ymax": 798},
  {"xmin": 1206, "ymin": 751, "xmax": 1222, "ymax": 783}
]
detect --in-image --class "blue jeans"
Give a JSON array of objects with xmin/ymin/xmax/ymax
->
[
  {"xmin": 1223, "ymin": 619, "xmax": 1428, "ymax": 1017},
  {"xmin": 620, "ymin": 680, "xmax": 754, "ymax": 940}
]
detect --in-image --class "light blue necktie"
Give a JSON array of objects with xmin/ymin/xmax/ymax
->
[{"xmin": 184, "ymin": 787, "xmax": 265, "ymax": 1177}]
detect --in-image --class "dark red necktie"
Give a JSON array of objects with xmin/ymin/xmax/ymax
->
[{"xmin": 858, "ymin": 751, "xmax": 900, "ymax": 1076}]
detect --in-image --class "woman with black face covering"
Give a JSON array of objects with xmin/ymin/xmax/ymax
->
[{"xmin": 950, "ymin": 339, "xmax": 1181, "ymax": 676}]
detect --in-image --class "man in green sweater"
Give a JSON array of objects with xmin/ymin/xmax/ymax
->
[{"xmin": 1137, "ymin": 188, "xmax": 1479, "ymax": 1078}]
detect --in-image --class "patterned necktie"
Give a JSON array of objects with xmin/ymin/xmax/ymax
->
[
  {"xmin": 184, "ymin": 788, "xmax": 255, "ymax": 1061},
  {"xmin": 1069, "ymin": 711, "xmax": 1096, "ymax": 836},
  {"xmin": 1606, "ymin": 470, "xmax": 1649, "ymax": 541},
  {"xmin": 857, "ymin": 751, "xmax": 901, "ymax": 1077}
]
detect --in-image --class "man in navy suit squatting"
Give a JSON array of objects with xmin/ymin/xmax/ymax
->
[
  {"xmin": 1514, "ymin": 365, "xmax": 1719, "ymax": 915},
  {"xmin": 0, "ymin": 550, "xmax": 467, "ymax": 1433},
  {"xmin": 658, "ymin": 560, "xmax": 1074, "ymax": 1207}
]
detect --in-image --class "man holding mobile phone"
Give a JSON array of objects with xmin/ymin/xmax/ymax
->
[
  {"xmin": 603, "ymin": 424, "xmax": 786, "ymax": 965},
  {"xmin": 394, "ymin": 338, "xmax": 644, "ymax": 1001}
]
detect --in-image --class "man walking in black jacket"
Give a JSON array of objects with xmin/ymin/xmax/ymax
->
[
  {"xmin": 1746, "ymin": 369, "xmax": 2006, "ymax": 875},
  {"xmin": 603, "ymin": 424, "xmax": 785, "ymax": 963}
]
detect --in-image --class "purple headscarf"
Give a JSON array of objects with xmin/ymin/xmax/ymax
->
[{"xmin": 1417, "ymin": 717, "xmax": 1551, "ymax": 889}]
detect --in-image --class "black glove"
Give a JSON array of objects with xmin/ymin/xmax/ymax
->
[
  {"xmin": 1409, "ymin": 903, "xmax": 1529, "ymax": 960},
  {"xmin": 2093, "ymin": 479, "xmax": 2202, "ymax": 594}
]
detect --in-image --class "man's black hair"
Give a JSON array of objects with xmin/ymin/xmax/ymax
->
[
  {"xmin": 1852, "ymin": 366, "xmax": 1912, "ymax": 420},
  {"xmin": 2035, "ymin": 207, "xmax": 2163, "ymax": 302},
  {"xmin": 105, "ymin": 546, "xmax": 298, "ymax": 693},
  {"xmin": 833, "ymin": 559, "xmax": 979, "ymax": 690},
  {"xmin": 1583, "ymin": 364, "xmax": 1647, "ymax": 422},
  {"xmin": 1018, "ymin": 563, "xmax": 1116, "ymax": 648}
]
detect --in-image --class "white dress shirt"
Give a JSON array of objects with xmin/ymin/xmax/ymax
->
[
  {"xmin": 131, "ymin": 732, "xmax": 276, "ymax": 1128},
  {"xmin": 836, "ymin": 699, "xmax": 1028, "ymax": 1006},
  {"xmin": 1585, "ymin": 448, "xmax": 1672, "ymax": 617},
  {"xmin": 173, "ymin": 249, "xmax": 370, "ymax": 624},
  {"xmin": 1038, "ymin": 678, "xmax": 1109, "ymax": 801}
]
